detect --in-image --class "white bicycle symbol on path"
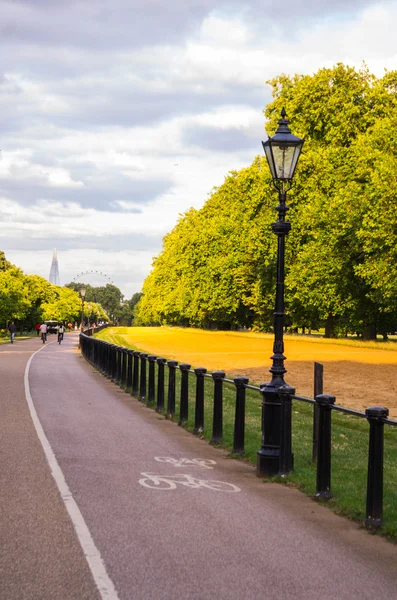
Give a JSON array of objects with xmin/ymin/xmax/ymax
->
[
  {"xmin": 139, "ymin": 473, "xmax": 241, "ymax": 492},
  {"xmin": 154, "ymin": 457, "xmax": 217, "ymax": 470}
]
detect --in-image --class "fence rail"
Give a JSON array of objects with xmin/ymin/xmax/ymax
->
[{"xmin": 80, "ymin": 330, "xmax": 396, "ymax": 529}]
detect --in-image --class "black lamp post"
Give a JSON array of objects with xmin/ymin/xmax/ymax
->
[
  {"xmin": 257, "ymin": 108, "xmax": 304, "ymax": 477},
  {"xmin": 80, "ymin": 287, "xmax": 86, "ymax": 331}
]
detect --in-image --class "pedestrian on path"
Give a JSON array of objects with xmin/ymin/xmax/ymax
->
[
  {"xmin": 40, "ymin": 322, "xmax": 47, "ymax": 344},
  {"xmin": 58, "ymin": 324, "xmax": 65, "ymax": 344},
  {"xmin": 35, "ymin": 322, "xmax": 41, "ymax": 336},
  {"xmin": 8, "ymin": 321, "xmax": 16, "ymax": 343}
]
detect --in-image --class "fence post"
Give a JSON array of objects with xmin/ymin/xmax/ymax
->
[
  {"xmin": 111, "ymin": 345, "xmax": 117, "ymax": 381},
  {"xmin": 364, "ymin": 406, "xmax": 389, "ymax": 528},
  {"xmin": 315, "ymin": 394, "xmax": 336, "ymax": 499},
  {"xmin": 121, "ymin": 348, "xmax": 128, "ymax": 388},
  {"xmin": 103, "ymin": 342, "xmax": 108, "ymax": 377},
  {"xmin": 232, "ymin": 376, "xmax": 248, "ymax": 454},
  {"xmin": 116, "ymin": 347, "xmax": 122, "ymax": 385},
  {"xmin": 147, "ymin": 355, "xmax": 157, "ymax": 404},
  {"xmin": 193, "ymin": 368, "xmax": 207, "ymax": 434},
  {"xmin": 99, "ymin": 341, "xmax": 104, "ymax": 373},
  {"xmin": 132, "ymin": 351, "xmax": 140, "ymax": 396},
  {"xmin": 156, "ymin": 358, "xmax": 167, "ymax": 411},
  {"xmin": 139, "ymin": 353, "xmax": 148, "ymax": 400},
  {"xmin": 92, "ymin": 337, "xmax": 97, "ymax": 366},
  {"xmin": 90, "ymin": 338, "xmax": 94, "ymax": 364},
  {"xmin": 107, "ymin": 343, "xmax": 112, "ymax": 379},
  {"xmin": 166, "ymin": 360, "xmax": 178, "ymax": 417},
  {"xmin": 278, "ymin": 384, "xmax": 295, "ymax": 475},
  {"xmin": 178, "ymin": 363, "xmax": 191, "ymax": 425},
  {"xmin": 101, "ymin": 341, "xmax": 106, "ymax": 375},
  {"xmin": 312, "ymin": 362, "xmax": 324, "ymax": 462},
  {"xmin": 211, "ymin": 371, "xmax": 225, "ymax": 444},
  {"xmin": 126, "ymin": 349, "xmax": 133, "ymax": 391}
]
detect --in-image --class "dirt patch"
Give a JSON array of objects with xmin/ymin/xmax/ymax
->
[{"xmin": 231, "ymin": 361, "xmax": 397, "ymax": 419}]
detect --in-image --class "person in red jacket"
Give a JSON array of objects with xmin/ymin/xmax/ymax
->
[{"xmin": 35, "ymin": 323, "xmax": 41, "ymax": 336}]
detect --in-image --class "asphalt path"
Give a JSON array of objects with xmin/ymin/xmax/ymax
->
[{"xmin": 2, "ymin": 332, "xmax": 397, "ymax": 599}]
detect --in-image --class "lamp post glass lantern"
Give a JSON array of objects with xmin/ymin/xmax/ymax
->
[
  {"xmin": 257, "ymin": 108, "xmax": 304, "ymax": 477},
  {"xmin": 262, "ymin": 108, "xmax": 304, "ymax": 186}
]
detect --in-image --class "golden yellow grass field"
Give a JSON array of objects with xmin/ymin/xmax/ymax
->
[{"xmin": 102, "ymin": 327, "xmax": 397, "ymax": 418}]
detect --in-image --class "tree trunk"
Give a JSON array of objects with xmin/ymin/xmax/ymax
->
[
  {"xmin": 324, "ymin": 314, "xmax": 336, "ymax": 338},
  {"xmin": 362, "ymin": 324, "xmax": 377, "ymax": 340}
]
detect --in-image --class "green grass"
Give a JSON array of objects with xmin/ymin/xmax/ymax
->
[
  {"xmin": 0, "ymin": 332, "xmax": 38, "ymax": 344},
  {"xmin": 99, "ymin": 325, "xmax": 397, "ymax": 353},
  {"xmin": 94, "ymin": 328, "xmax": 397, "ymax": 541}
]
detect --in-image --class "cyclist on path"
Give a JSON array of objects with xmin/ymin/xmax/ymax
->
[
  {"xmin": 40, "ymin": 322, "xmax": 47, "ymax": 344},
  {"xmin": 58, "ymin": 323, "xmax": 65, "ymax": 344}
]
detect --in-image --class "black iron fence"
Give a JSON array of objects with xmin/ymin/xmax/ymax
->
[
  {"xmin": 79, "ymin": 332, "xmax": 397, "ymax": 529},
  {"xmin": 82, "ymin": 323, "xmax": 108, "ymax": 337}
]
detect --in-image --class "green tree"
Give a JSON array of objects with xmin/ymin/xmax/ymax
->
[
  {"xmin": 136, "ymin": 160, "xmax": 278, "ymax": 329},
  {"xmin": 266, "ymin": 64, "xmax": 397, "ymax": 338},
  {"xmin": 0, "ymin": 267, "xmax": 30, "ymax": 326},
  {"xmin": 137, "ymin": 63, "xmax": 397, "ymax": 338},
  {"xmin": 22, "ymin": 274, "xmax": 58, "ymax": 328},
  {"xmin": 84, "ymin": 301, "xmax": 109, "ymax": 324},
  {"xmin": 41, "ymin": 287, "xmax": 82, "ymax": 322},
  {"xmin": 65, "ymin": 282, "xmax": 124, "ymax": 323},
  {"xmin": 0, "ymin": 251, "xmax": 13, "ymax": 272}
]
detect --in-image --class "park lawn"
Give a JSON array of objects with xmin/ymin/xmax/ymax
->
[
  {"xmin": 0, "ymin": 333, "xmax": 37, "ymax": 344},
  {"xmin": 96, "ymin": 326, "xmax": 397, "ymax": 371},
  {"xmin": 95, "ymin": 326, "xmax": 397, "ymax": 540}
]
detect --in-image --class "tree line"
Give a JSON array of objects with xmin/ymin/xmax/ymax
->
[
  {"xmin": 135, "ymin": 63, "xmax": 397, "ymax": 339},
  {"xmin": 65, "ymin": 282, "xmax": 142, "ymax": 326},
  {"xmin": 0, "ymin": 251, "xmax": 108, "ymax": 329},
  {"xmin": 0, "ymin": 250, "xmax": 142, "ymax": 332}
]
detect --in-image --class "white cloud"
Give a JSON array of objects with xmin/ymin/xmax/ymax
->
[{"xmin": 1, "ymin": 0, "xmax": 397, "ymax": 297}]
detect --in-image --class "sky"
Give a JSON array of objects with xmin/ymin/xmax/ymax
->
[{"xmin": 1, "ymin": 0, "xmax": 396, "ymax": 298}]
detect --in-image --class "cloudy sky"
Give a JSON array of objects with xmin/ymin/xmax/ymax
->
[{"xmin": 0, "ymin": 0, "xmax": 396, "ymax": 297}]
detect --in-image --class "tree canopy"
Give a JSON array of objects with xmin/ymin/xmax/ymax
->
[
  {"xmin": 0, "ymin": 254, "xmax": 109, "ymax": 329},
  {"xmin": 65, "ymin": 282, "xmax": 121, "ymax": 320},
  {"xmin": 135, "ymin": 63, "xmax": 397, "ymax": 339}
]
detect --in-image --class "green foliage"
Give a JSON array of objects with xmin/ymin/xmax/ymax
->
[
  {"xmin": 65, "ymin": 282, "xmax": 124, "ymax": 323},
  {"xmin": 0, "ymin": 251, "xmax": 13, "ymax": 272},
  {"xmin": 84, "ymin": 301, "xmax": 109, "ymax": 323},
  {"xmin": 136, "ymin": 161, "xmax": 277, "ymax": 329},
  {"xmin": 119, "ymin": 293, "xmax": 143, "ymax": 326},
  {"xmin": 136, "ymin": 63, "xmax": 397, "ymax": 338},
  {"xmin": 23, "ymin": 274, "xmax": 58, "ymax": 326},
  {"xmin": 0, "ymin": 252, "xmax": 100, "ymax": 328},
  {"xmin": 0, "ymin": 267, "xmax": 31, "ymax": 324},
  {"xmin": 41, "ymin": 286, "xmax": 82, "ymax": 322}
]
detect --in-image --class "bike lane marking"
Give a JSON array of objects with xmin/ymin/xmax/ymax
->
[
  {"xmin": 24, "ymin": 343, "xmax": 120, "ymax": 600},
  {"xmin": 154, "ymin": 457, "xmax": 217, "ymax": 469},
  {"xmin": 140, "ymin": 457, "xmax": 241, "ymax": 491},
  {"xmin": 139, "ymin": 472, "xmax": 241, "ymax": 491}
]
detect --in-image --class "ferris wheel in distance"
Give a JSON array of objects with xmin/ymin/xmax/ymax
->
[{"xmin": 72, "ymin": 270, "xmax": 115, "ymax": 286}]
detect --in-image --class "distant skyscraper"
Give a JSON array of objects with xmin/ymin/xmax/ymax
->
[{"xmin": 49, "ymin": 248, "xmax": 60, "ymax": 286}]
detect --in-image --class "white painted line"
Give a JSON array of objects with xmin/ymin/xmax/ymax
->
[{"xmin": 24, "ymin": 343, "xmax": 120, "ymax": 600}]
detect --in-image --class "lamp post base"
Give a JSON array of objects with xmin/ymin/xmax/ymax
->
[
  {"xmin": 257, "ymin": 382, "xmax": 295, "ymax": 477},
  {"xmin": 257, "ymin": 447, "xmax": 280, "ymax": 477},
  {"xmin": 257, "ymin": 383, "xmax": 281, "ymax": 477}
]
